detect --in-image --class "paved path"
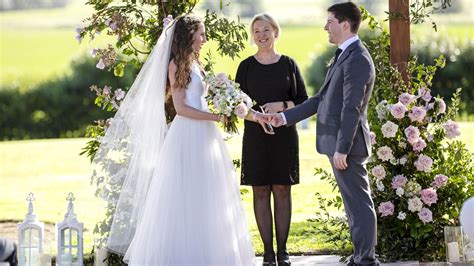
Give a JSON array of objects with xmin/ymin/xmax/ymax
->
[{"xmin": 254, "ymin": 255, "xmax": 432, "ymax": 265}]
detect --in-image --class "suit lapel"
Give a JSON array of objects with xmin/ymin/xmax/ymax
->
[{"xmin": 320, "ymin": 40, "xmax": 361, "ymax": 92}]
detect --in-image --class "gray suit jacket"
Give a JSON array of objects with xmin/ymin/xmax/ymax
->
[{"xmin": 284, "ymin": 40, "xmax": 375, "ymax": 156}]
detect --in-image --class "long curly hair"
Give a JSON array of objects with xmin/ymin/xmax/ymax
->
[
  {"xmin": 165, "ymin": 15, "xmax": 203, "ymax": 121},
  {"xmin": 170, "ymin": 15, "xmax": 202, "ymax": 89}
]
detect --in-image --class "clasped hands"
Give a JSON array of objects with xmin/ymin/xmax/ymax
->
[
  {"xmin": 254, "ymin": 112, "xmax": 285, "ymax": 128},
  {"xmin": 253, "ymin": 110, "xmax": 349, "ymax": 171}
]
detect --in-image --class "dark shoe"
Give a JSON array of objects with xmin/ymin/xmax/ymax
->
[
  {"xmin": 277, "ymin": 250, "xmax": 291, "ymax": 266},
  {"xmin": 346, "ymin": 256, "xmax": 379, "ymax": 266},
  {"xmin": 262, "ymin": 251, "xmax": 276, "ymax": 265}
]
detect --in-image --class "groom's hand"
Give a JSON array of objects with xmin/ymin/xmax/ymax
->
[
  {"xmin": 267, "ymin": 113, "xmax": 285, "ymax": 127},
  {"xmin": 333, "ymin": 152, "xmax": 348, "ymax": 170}
]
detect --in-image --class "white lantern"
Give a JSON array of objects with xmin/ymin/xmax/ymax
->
[
  {"xmin": 17, "ymin": 192, "xmax": 44, "ymax": 266},
  {"xmin": 56, "ymin": 193, "xmax": 83, "ymax": 266}
]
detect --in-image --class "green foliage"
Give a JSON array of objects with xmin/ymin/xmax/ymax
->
[
  {"xmin": 0, "ymin": 57, "xmax": 137, "ymax": 140},
  {"xmin": 386, "ymin": 0, "xmax": 452, "ymax": 31},
  {"xmin": 309, "ymin": 168, "xmax": 352, "ymax": 259},
  {"xmin": 412, "ymin": 37, "xmax": 474, "ymax": 115}
]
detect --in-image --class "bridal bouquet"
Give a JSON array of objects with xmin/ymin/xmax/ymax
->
[{"xmin": 205, "ymin": 73, "xmax": 254, "ymax": 134}]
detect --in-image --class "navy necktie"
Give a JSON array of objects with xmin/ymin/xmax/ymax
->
[{"xmin": 334, "ymin": 48, "xmax": 343, "ymax": 63}]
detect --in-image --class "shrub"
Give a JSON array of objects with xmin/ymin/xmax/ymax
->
[{"xmin": 0, "ymin": 56, "xmax": 137, "ymax": 140}]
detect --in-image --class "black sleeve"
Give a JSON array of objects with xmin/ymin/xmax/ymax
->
[
  {"xmin": 290, "ymin": 57, "xmax": 308, "ymax": 105},
  {"xmin": 235, "ymin": 59, "xmax": 249, "ymax": 94}
]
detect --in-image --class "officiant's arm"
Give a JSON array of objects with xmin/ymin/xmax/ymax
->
[{"xmin": 169, "ymin": 60, "xmax": 221, "ymax": 122}]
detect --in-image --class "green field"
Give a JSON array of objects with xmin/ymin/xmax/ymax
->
[{"xmin": 1, "ymin": 1, "xmax": 473, "ymax": 87}]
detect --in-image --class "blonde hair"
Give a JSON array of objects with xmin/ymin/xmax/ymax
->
[{"xmin": 249, "ymin": 13, "xmax": 281, "ymax": 44}]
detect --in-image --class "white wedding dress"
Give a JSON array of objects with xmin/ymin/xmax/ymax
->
[{"xmin": 123, "ymin": 62, "xmax": 255, "ymax": 265}]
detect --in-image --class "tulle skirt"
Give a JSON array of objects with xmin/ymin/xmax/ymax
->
[{"xmin": 124, "ymin": 116, "xmax": 255, "ymax": 265}]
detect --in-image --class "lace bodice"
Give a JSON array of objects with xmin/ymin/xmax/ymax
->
[{"xmin": 185, "ymin": 63, "xmax": 208, "ymax": 111}]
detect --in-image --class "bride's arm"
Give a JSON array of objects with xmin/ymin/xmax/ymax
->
[{"xmin": 169, "ymin": 60, "xmax": 220, "ymax": 122}]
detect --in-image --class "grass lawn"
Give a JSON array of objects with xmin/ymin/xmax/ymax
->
[{"xmin": 1, "ymin": 121, "xmax": 473, "ymax": 254}]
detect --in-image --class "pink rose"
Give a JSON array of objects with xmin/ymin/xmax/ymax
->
[
  {"xmin": 391, "ymin": 174, "xmax": 408, "ymax": 189},
  {"xmin": 404, "ymin": 126, "xmax": 421, "ymax": 144},
  {"xmin": 377, "ymin": 146, "xmax": 394, "ymax": 162},
  {"xmin": 408, "ymin": 106, "xmax": 427, "ymax": 123},
  {"xmin": 418, "ymin": 87, "xmax": 432, "ymax": 102},
  {"xmin": 233, "ymin": 102, "xmax": 249, "ymax": 119},
  {"xmin": 442, "ymin": 120, "xmax": 461, "ymax": 139},
  {"xmin": 414, "ymin": 154, "xmax": 433, "ymax": 172},
  {"xmin": 390, "ymin": 102, "xmax": 408, "ymax": 119},
  {"xmin": 431, "ymin": 174, "xmax": 448, "ymax": 189},
  {"xmin": 381, "ymin": 121, "xmax": 398, "ymax": 138},
  {"xmin": 420, "ymin": 188, "xmax": 438, "ymax": 206},
  {"xmin": 418, "ymin": 207, "xmax": 433, "ymax": 223},
  {"xmin": 399, "ymin": 93, "xmax": 415, "ymax": 105},
  {"xmin": 371, "ymin": 165, "xmax": 386, "ymax": 179},
  {"xmin": 408, "ymin": 197, "xmax": 423, "ymax": 212},
  {"xmin": 378, "ymin": 201, "xmax": 395, "ymax": 217},
  {"xmin": 412, "ymin": 138, "xmax": 427, "ymax": 153},
  {"xmin": 369, "ymin": 132, "xmax": 376, "ymax": 145},
  {"xmin": 216, "ymin": 72, "xmax": 228, "ymax": 80}
]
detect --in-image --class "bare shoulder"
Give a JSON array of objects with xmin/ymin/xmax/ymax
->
[
  {"xmin": 168, "ymin": 59, "xmax": 177, "ymax": 74},
  {"xmin": 168, "ymin": 59, "xmax": 177, "ymax": 85}
]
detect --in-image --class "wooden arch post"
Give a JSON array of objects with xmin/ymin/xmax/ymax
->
[{"xmin": 389, "ymin": 0, "xmax": 410, "ymax": 85}]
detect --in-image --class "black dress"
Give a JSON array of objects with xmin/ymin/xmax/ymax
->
[{"xmin": 235, "ymin": 55, "xmax": 308, "ymax": 186}]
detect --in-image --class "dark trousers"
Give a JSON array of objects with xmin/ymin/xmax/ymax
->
[{"xmin": 328, "ymin": 155, "xmax": 379, "ymax": 265}]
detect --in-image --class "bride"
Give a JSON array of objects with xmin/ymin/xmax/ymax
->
[{"xmin": 92, "ymin": 15, "xmax": 255, "ymax": 265}]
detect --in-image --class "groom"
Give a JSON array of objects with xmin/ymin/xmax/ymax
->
[{"xmin": 265, "ymin": 2, "xmax": 378, "ymax": 265}]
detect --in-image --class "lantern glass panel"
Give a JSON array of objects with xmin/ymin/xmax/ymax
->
[
  {"xmin": 21, "ymin": 228, "xmax": 30, "ymax": 246},
  {"xmin": 71, "ymin": 228, "xmax": 78, "ymax": 246},
  {"xmin": 60, "ymin": 248, "xmax": 72, "ymax": 264},
  {"xmin": 71, "ymin": 248, "xmax": 78, "ymax": 263},
  {"xmin": 19, "ymin": 247, "xmax": 27, "ymax": 264},
  {"xmin": 30, "ymin": 247, "xmax": 39, "ymax": 265},
  {"xmin": 31, "ymin": 228, "xmax": 39, "ymax": 246},
  {"xmin": 61, "ymin": 228, "xmax": 70, "ymax": 246}
]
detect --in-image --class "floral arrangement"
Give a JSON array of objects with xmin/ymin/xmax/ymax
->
[
  {"xmin": 371, "ymin": 86, "xmax": 458, "ymax": 221},
  {"xmin": 204, "ymin": 73, "xmax": 254, "ymax": 134},
  {"xmin": 368, "ymin": 83, "xmax": 473, "ymax": 260}
]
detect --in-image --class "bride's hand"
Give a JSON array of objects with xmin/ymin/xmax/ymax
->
[
  {"xmin": 258, "ymin": 120, "xmax": 275, "ymax": 135},
  {"xmin": 253, "ymin": 112, "xmax": 274, "ymax": 135},
  {"xmin": 216, "ymin": 114, "xmax": 228, "ymax": 124}
]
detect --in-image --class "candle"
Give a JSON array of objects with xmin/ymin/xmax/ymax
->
[
  {"xmin": 447, "ymin": 241, "xmax": 460, "ymax": 262},
  {"xmin": 94, "ymin": 248, "xmax": 108, "ymax": 266}
]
